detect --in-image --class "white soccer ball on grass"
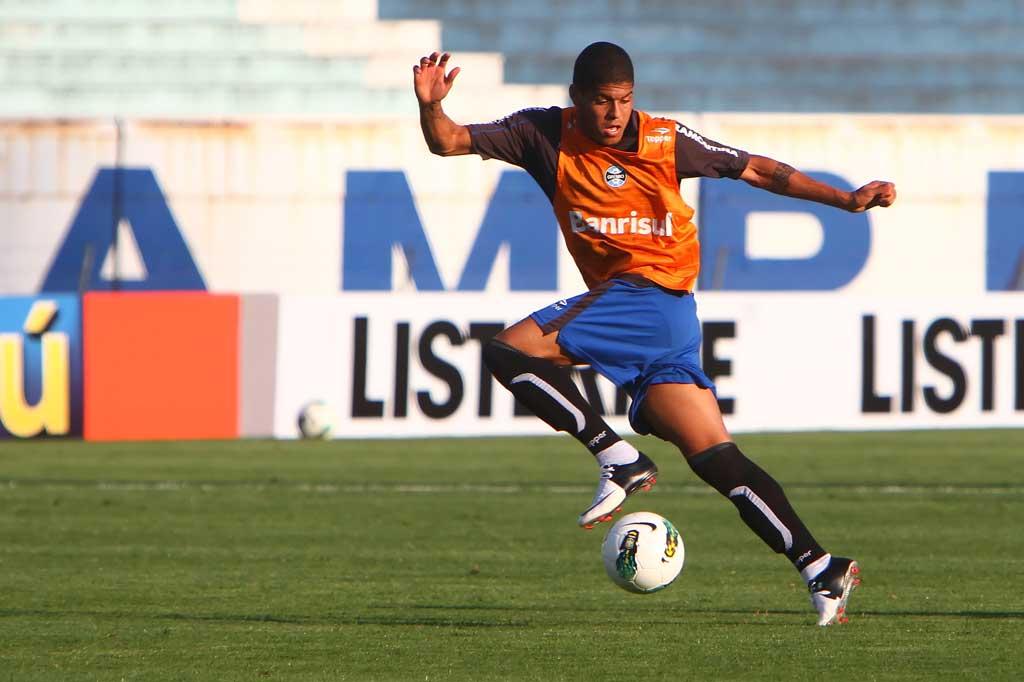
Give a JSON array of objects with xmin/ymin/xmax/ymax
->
[
  {"xmin": 601, "ymin": 512, "xmax": 685, "ymax": 593},
  {"xmin": 297, "ymin": 400, "xmax": 334, "ymax": 439}
]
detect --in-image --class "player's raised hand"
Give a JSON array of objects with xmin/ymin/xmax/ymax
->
[
  {"xmin": 847, "ymin": 180, "xmax": 897, "ymax": 212},
  {"xmin": 413, "ymin": 52, "xmax": 461, "ymax": 106}
]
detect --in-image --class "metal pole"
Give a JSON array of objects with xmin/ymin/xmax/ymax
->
[{"xmin": 110, "ymin": 117, "xmax": 124, "ymax": 291}]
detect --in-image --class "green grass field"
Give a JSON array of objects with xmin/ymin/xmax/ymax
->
[{"xmin": 2, "ymin": 430, "xmax": 1023, "ymax": 680}]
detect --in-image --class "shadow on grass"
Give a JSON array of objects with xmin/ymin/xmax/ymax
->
[
  {"xmin": 859, "ymin": 610, "xmax": 1024, "ymax": 620},
  {"xmin": 408, "ymin": 602, "xmax": 1024, "ymax": 619},
  {"xmin": 3, "ymin": 605, "xmax": 1021, "ymax": 628},
  {"xmin": 684, "ymin": 607, "xmax": 1024, "ymax": 620},
  {"xmin": 0, "ymin": 608, "xmax": 529, "ymax": 628}
]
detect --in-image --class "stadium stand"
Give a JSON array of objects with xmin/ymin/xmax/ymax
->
[
  {"xmin": 0, "ymin": 0, "xmax": 564, "ymax": 118},
  {"xmin": 378, "ymin": 0, "xmax": 1024, "ymax": 113},
  {"xmin": 0, "ymin": 0, "xmax": 1020, "ymax": 117}
]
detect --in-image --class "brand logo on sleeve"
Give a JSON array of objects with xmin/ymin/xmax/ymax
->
[
  {"xmin": 646, "ymin": 127, "xmax": 672, "ymax": 144},
  {"xmin": 604, "ymin": 165, "xmax": 627, "ymax": 188},
  {"xmin": 674, "ymin": 123, "xmax": 739, "ymax": 157}
]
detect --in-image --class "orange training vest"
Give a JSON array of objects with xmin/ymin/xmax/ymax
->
[{"xmin": 553, "ymin": 108, "xmax": 699, "ymax": 291}]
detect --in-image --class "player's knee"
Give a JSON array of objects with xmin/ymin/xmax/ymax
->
[
  {"xmin": 482, "ymin": 338, "xmax": 516, "ymax": 377},
  {"xmin": 686, "ymin": 442, "xmax": 750, "ymax": 488},
  {"xmin": 688, "ymin": 440, "xmax": 741, "ymax": 464},
  {"xmin": 491, "ymin": 327, "xmax": 517, "ymax": 348},
  {"xmin": 494, "ymin": 319, "xmax": 572, "ymax": 365},
  {"xmin": 664, "ymin": 430, "xmax": 732, "ymax": 459},
  {"xmin": 492, "ymin": 320, "xmax": 538, "ymax": 354},
  {"xmin": 483, "ymin": 338, "xmax": 546, "ymax": 384}
]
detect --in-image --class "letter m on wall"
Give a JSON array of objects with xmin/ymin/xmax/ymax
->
[{"xmin": 342, "ymin": 170, "xmax": 557, "ymax": 291}]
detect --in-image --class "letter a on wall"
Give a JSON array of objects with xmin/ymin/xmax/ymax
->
[{"xmin": 41, "ymin": 168, "xmax": 206, "ymax": 293}]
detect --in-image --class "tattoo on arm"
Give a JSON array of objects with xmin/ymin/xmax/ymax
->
[{"xmin": 769, "ymin": 162, "xmax": 796, "ymax": 192}]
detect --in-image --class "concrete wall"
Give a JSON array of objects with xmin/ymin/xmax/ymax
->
[{"xmin": 2, "ymin": 114, "xmax": 1022, "ymax": 439}]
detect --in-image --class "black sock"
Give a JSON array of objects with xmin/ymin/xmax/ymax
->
[
  {"xmin": 483, "ymin": 339, "xmax": 622, "ymax": 455},
  {"xmin": 688, "ymin": 442, "xmax": 826, "ymax": 572}
]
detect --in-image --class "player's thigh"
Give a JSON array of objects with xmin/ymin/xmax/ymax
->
[
  {"xmin": 495, "ymin": 316, "xmax": 575, "ymax": 366},
  {"xmin": 641, "ymin": 382, "xmax": 731, "ymax": 457}
]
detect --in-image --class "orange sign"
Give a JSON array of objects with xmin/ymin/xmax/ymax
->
[{"xmin": 83, "ymin": 292, "xmax": 239, "ymax": 441}]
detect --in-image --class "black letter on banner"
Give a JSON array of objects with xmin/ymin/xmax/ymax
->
[
  {"xmin": 352, "ymin": 317, "xmax": 385, "ymax": 418},
  {"xmin": 575, "ymin": 367, "xmax": 607, "ymax": 415},
  {"xmin": 923, "ymin": 318, "xmax": 968, "ymax": 413},
  {"xmin": 417, "ymin": 321, "xmax": 465, "ymax": 419},
  {"xmin": 1017, "ymin": 320, "xmax": 1024, "ymax": 410},
  {"xmin": 861, "ymin": 315, "xmax": 892, "ymax": 413},
  {"xmin": 468, "ymin": 322, "xmax": 505, "ymax": 417},
  {"xmin": 901, "ymin": 320, "xmax": 915, "ymax": 413},
  {"xmin": 701, "ymin": 321, "xmax": 735, "ymax": 415},
  {"xmin": 971, "ymin": 319, "xmax": 1005, "ymax": 412},
  {"xmin": 394, "ymin": 322, "xmax": 410, "ymax": 418},
  {"xmin": 615, "ymin": 387, "xmax": 629, "ymax": 416}
]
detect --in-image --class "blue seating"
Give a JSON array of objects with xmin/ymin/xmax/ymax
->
[
  {"xmin": 380, "ymin": 0, "xmax": 1021, "ymax": 22},
  {"xmin": 1, "ymin": 0, "xmax": 1020, "ymax": 115},
  {"xmin": 379, "ymin": 0, "xmax": 1024, "ymax": 112}
]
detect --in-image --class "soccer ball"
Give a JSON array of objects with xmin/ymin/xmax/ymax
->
[
  {"xmin": 601, "ymin": 512, "xmax": 685, "ymax": 593},
  {"xmin": 297, "ymin": 401, "xmax": 333, "ymax": 439}
]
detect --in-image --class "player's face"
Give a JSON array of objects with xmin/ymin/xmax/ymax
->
[{"xmin": 571, "ymin": 82, "xmax": 634, "ymax": 146}]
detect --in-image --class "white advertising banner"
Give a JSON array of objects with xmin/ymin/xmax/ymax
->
[{"xmin": 270, "ymin": 293, "xmax": 1024, "ymax": 438}]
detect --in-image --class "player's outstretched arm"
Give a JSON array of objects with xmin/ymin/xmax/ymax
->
[
  {"xmin": 414, "ymin": 51, "xmax": 472, "ymax": 156},
  {"xmin": 740, "ymin": 154, "xmax": 896, "ymax": 212}
]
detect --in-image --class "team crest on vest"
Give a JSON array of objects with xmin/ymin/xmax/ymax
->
[{"xmin": 604, "ymin": 164, "xmax": 627, "ymax": 188}]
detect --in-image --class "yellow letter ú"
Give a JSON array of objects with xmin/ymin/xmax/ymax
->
[{"xmin": 0, "ymin": 320, "xmax": 71, "ymax": 438}]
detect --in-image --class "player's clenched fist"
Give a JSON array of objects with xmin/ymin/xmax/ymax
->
[
  {"xmin": 847, "ymin": 180, "xmax": 897, "ymax": 212},
  {"xmin": 413, "ymin": 52, "xmax": 461, "ymax": 106}
]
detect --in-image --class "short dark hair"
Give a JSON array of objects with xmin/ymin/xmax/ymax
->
[{"xmin": 572, "ymin": 42, "xmax": 634, "ymax": 90}]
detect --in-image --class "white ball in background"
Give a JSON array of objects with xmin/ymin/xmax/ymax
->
[{"xmin": 297, "ymin": 400, "xmax": 334, "ymax": 439}]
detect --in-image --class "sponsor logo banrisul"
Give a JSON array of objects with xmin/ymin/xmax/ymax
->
[{"xmin": 568, "ymin": 210, "xmax": 674, "ymax": 237}]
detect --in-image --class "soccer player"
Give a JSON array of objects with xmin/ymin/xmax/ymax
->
[{"xmin": 413, "ymin": 43, "xmax": 895, "ymax": 626}]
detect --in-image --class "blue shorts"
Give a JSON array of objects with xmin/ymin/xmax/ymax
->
[{"xmin": 529, "ymin": 275, "xmax": 715, "ymax": 437}]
